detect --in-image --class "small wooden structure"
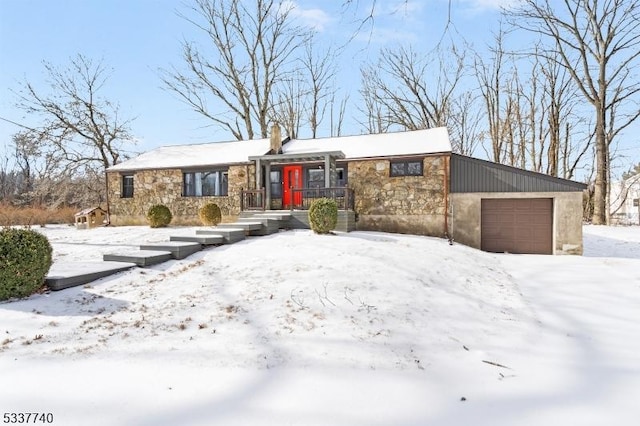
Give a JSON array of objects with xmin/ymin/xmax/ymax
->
[{"xmin": 75, "ymin": 207, "xmax": 108, "ymax": 229}]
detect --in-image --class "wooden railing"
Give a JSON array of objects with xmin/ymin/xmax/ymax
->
[
  {"xmin": 240, "ymin": 187, "xmax": 354, "ymax": 211},
  {"xmin": 240, "ymin": 188, "xmax": 265, "ymax": 211},
  {"xmin": 289, "ymin": 187, "xmax": 354, "ymax": 211}
]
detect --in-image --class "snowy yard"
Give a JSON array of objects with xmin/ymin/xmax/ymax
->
[{"xmin": 1, "ymin": 224, "xmax": 639, "ymax": 425}]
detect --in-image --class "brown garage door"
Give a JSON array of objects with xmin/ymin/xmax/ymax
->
[{"xmin": 481, "ymin": 198, "xmax": 553, "ymax": 254}]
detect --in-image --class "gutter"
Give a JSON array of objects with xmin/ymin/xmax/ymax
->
[{"xmin": 443, "ymin": 154, "xmax": 450, "ymax": 240}]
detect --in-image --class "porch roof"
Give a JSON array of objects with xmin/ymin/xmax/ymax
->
[{"xmin": 248, "ymin": 150, "xmax": 345, "ymax": 164}]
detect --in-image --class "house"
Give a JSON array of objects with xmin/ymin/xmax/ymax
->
[
  {"xmin": 106, "ymin": 127, "xmax": 587, "ymax": 255},
  {"xmin": 610, "ymin": 173, "xmax": 640, "ymax": 225},
  {"xmin": 74, "ymin": 207, "xmax": 108, "ymax": 229}
]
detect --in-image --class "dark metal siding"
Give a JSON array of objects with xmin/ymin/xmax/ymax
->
[{"xmin": 450, "ymin": 154, "xmax": 587, "ymax": 193}]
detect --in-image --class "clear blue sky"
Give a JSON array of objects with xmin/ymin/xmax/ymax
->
[
  {"xmin": 0, "ymin": 0, "xmax": 514, "ymax": 152},
  {"xmin": 3, "ymin": 0, "xmax": 636, "ymax": 175}
]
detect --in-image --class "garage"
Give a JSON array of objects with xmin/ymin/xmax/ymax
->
[
  {"xmin": 449, "ymin": 154, "xmax": 587, "ymax": 255},
  {"xmin": 481, "ymin": 198, "xmax": 553, "ymax": 254}
]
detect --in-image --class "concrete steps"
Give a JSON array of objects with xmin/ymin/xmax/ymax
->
[
  {"xmin": 195, "ymin": 228, "xmax": 246, "ymax": 243},
  {"xmin": 103, "ymin": 250, "xmax": 173, "ymax": 267},
  {"xmin": 45, "ymin": 261, "xmax": 137, "ymax": 291},
  {"xmin": 46, "ymin": 212, "xmax": 300, "ymax": 292},
  {"xmin": 236, "ymin": 217, "xmax": 280, "ymax": 234},
  {"xmin": 139, "ymin": 241, "xmax": 201, "ymax": 260},
  {"xmin": 170, "ymin": 234, "xmax": 225, "ymax": 245}
]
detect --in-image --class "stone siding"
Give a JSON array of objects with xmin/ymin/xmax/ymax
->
[
  {"xmin": 107, "ymin": 164, "xmax": 254, "ymax": 225},
  {"xmin": 348, "ymin": 155, "xmax": 448, "ymax": 236}
]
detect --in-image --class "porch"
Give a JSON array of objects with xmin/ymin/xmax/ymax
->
[
  {"xmin": 244, "ymin": 150, "xmax": 355, "ymax": 213},
  {"xmin": 238, "ymin": 209, "xmax": 356, "ymax": 232},
  {"xmin": 240, "ymin": 186, "xmax": 355, "ymax": 211}
]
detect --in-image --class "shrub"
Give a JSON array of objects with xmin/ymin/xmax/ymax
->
[
  {"xmin": 146, "ymin": 204, "xmax": 172, "ymax": 228},
  {"xmin": 198, "ymin": 203, "xmax": 222, "ymax": 226},
  {"xmin": 0, "ymin": 228, "xmax": 53, "ymax": 301},
  {"xmin": 308, "ymin": 198, "xmax": 338, "ymax": 234}
]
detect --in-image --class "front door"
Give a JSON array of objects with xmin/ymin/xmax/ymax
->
[{"xmin": 283, "ymin": 165, "xmax": 303, "ymax": 208}]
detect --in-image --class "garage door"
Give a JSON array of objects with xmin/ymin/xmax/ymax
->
[{"xmin": 481, "ymin": 198, "xmax": 553, "ymax": 254}]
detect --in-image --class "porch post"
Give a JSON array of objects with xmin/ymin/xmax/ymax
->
[
  {"xmin": 264, "ymin": 161, "xmax": 271, "ymax": 210},
  {"xmin": 324, "ymin": 154, "xmax": 337, "ymax": 187},
  {"xmin": 324, "ymin": 155, "xmax": 331, "ymax": 188},
  {"xmin": 255, "ymin": 158, "xmax": 262, "ymax": 190}
]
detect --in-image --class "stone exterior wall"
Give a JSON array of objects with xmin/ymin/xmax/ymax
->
[
  {"xmin": 107, "ymin": 164, "xmax": 255, "ymax": 226},
  {"xmin": 449, "ymin": 191, "xmax": 584, "ymax": 255},
  {"xmin": 348, "ymin": 155, "xmax": 448, "ymax": 236}
]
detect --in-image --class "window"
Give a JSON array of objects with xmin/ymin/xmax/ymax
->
[
  {"xmin": 122, "ymin": 175, "xmax": 134, "ymax": 198},
  {"xmin": 270, "ymin": 170, "xmax": 282, "ymax": 197},
  {"xmin": 308, "ymin": 169, "xmax": 325, "ymax": 189},
  {"xmin": 336, "ymin": 167, "xmax": 347, "ymax": 187},
  {"xmin": 306, "ymin": 166, "xmax": 348, "ymax": 188},
  {"xmin": 390, "ymin": 160, "xmax": 423, "ymax": 177},
  {"xmin": 183, "ymin": 170, "xmax": 228, "ymax": 197}
]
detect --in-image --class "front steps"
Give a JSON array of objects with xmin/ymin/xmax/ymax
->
[
  {"xmin": 139, "ymin": 242, "xmax": 202, "ymax": 260},
  {"xmin": 44, "ymin": 212, "xmax": 294, "ymax": 291},
  {"xmin": 103, "ymin": 250, "xmax": 173, "ymax": 267},
  {"xmin": 45, "ymin": 261, "xmax": 137, "ymax": 291}
]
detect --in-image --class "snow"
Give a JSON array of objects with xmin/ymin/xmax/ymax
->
[
  {"xmin": 107, "ymin": 138, "xmax": 272, "ymax": 171},
  {"xmin": 1, "ymin": 224, "xmax": 639, "ymax": 425},
  {"xmin": 282, "ymin": 127, "xmax": 452, "ymax": 159},
  {"xmin": 107, "ymin": 128, "xmax": 452, "ymax": 172}
]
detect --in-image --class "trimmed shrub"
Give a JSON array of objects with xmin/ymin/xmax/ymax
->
[
  {"xmin": 199, "ymin": 203, "xmax": 222, "ymax": 226},
  {"xmin": 146, "ymin": 204, "xmax": 172, "ymax": 228},
  {"xmin": 308, "ymin": 198, "xmax": 338, "ymax": 234},
  {"xmin": 0, "ymin": 228, "xmax": 53, "ymax": 301}
]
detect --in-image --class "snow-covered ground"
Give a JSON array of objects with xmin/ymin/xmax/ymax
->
[{"xmin": 1, "ymin": 224, "xmax": 639, "ymax": 425}]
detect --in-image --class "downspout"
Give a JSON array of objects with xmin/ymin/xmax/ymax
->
[
  {"xmin": 443, "ymin": 155, "xmax": 450, "ymax": 241},
  {"xmin": 104, "ymin": 169, "xmax": 111, "ymax": 226}
]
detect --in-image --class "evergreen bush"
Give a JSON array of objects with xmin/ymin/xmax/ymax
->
[
  {"xmin": 0, "ymin": 228, "xmax": 53, "ymax": 301},
  {"xmin": 146, "ymin": 204, "xmax": 172, "ymax": 228},
  {"xmin": 308, "ymin": 198, "xmax": 338, "ymax": 234},
  {"xmin": 198, "ymin": 203, "xmax": 222, "ymax": 226}
]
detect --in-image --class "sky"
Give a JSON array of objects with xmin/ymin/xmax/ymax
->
[
  {"xmin": 0, "ymin": 0, "xmax": 636, "ymax": 174},
  {"xmin": 0, "ymin": 1, "xmax": 512, "ymax": 150}
]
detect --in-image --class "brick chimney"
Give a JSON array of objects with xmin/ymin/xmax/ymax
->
[{"xmin": 270, "ymin": 123, "xmax": 282, "ymax": 154}]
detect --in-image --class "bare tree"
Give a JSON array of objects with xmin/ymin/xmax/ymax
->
[
  {"xmin": 270, "ymin": 38, "xmax": 340, "ymax": 139},
  {"xmin": 507, "ymin": 0, "xmax": 640, "ymax": 224},
  {"xmin": 162, "ymin": 0, "xmax": 309, "ymax": 140},
  {"xmin": 447, "ymin": 90, "xmax": 483, "ymax": 156},
  {"xmin": 14, "ymin": 54, "xmax": 134, "ymax": 172},
  {"xmin": 302, "ymin": 41, "xmax": 337, "ymax": 139},
  {"xmin": 330, "ymin": 93, "xmax": 349, "ymax": 137},
  {"xmin": 359, "ymin": 44, "xmax": 465, "ymax": 133},
  {"xmin": 475, "ymin": 28, "xmax": 513, "ymax": 164},
  {"xmin": 358, "ymin": 70, "xmax": 391, "ymax": 134},
  {"xmin": 271, "ymin": 73, "xmax": 304, "ymax": 139}
]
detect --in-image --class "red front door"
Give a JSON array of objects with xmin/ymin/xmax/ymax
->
[{"xmin": 283, "ymin": 165, "xmax": 303, "ymax": 208}]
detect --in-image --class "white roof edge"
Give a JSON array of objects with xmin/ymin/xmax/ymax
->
[{"xmin": 107, "ymin": 128, "xmax": 451, "ymax": 171}]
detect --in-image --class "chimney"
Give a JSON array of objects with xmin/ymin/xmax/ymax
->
[{"xmin": 270, "ymin": 123, "xmax": 282, "ymax": 154}]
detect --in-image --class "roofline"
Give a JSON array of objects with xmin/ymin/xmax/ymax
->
[
  {"xmin": 343, "ymin": 151, "xmax": 451, "ymax": 161},
  {"xmin": 451, "ymin": 153, "xmax": 588, "ymax": 190},
  {"xmin": 108, "ymin": 151, "xmax": 452, "ymax": 172},
  {"xmin": 249, "ymin": 150, "xmax": 346, "ymax": 162},
  {"xmin": 106, "ymin": 161, "xmax": 254, "ymax": 173}
]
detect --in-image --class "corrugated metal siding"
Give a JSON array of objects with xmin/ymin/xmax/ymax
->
[{"xmin": 450, "ymin": 154, "xmax": 587, "ymax": 193}]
